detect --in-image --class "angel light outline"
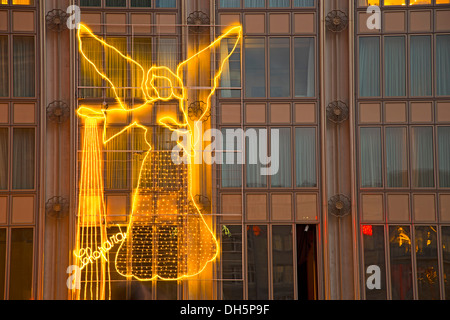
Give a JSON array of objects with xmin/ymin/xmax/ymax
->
[{"xmin": 75, "ymin": 23, "xmax": 242, "ymax": 282}]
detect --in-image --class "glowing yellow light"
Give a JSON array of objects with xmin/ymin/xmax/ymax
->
[
  {"xmin": 73, "ymin": 117, "xmax": 110, "ymax": 300},
  {"xmin": 76, "ymin": 23, "xmax": 242, "ymax": 283}
]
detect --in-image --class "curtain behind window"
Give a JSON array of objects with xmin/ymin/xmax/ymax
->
[
  {"xmin": 437, "ymin": 35, "xmax": 450, "ymax": 96},
  {"xmin": 245, "ymin": 38, "xmax": 266, "ymax": 98},
  {"xmin": 386, "ymin": 127, "xmax": 408, "ymax": 188},
  {"xmin": 132, "ymin": 38, "xmax": 152, "ymax": 99},
  {"xmin": 157, "ymin": 38, "xmax": 178, "ymax": 98},
  {"xmin": 79, "ymin": 37, "xmax": 103, "ymax": 98},
  {"xmin": 80, "ymin": 0, "xmax": 101, "ymax": 6},
  {"xmin": 295, "ymin": 127, "xmax": 317, "ymax": 188},
  {"xmin": 12, "ymin": 128, "xmax": 34, "ymax": 190},
  {"xmin": 220, "ymin": 38, "xmax": 241, "ymax": 98},
  {"xmin": 385, "ymin": 36, "xmax": 406, "ymax": 97},
  {"xmin": 0, "ymin": 36, "xmax": 7, "ymax": 97},
  {"xmin": 438, "ymin": 127, "xmax": 450, "ymax": 188},
  {"xmin": 105, "ymin": 127, "xmax": 128, "ymax": 190},
  {"xmin": 271, "ymin": 128, "xmax": 291, "ymax": 188},
  {"xmin": 0, "ymin": 129, "xmax": 7, "ymax": 190},
  {"xmin": 222, "ymin": 128, "xmax": 242, "ymax": 188},
  {"xmin": 270, "ymin": 38, "xmax": 290, "ymax": 98},
  {"xmin": 155, "ymin": 0, "xmax": 176, "ymax": 7},
  {"xmin": 220, "ymin": 0, "xmax": 240, "ymax": 7},
  {"xmin": 246, "ymin": 128, "xmax": 267, "ymax": 188},
  {"xmin": 295, "ymin": 0, "xmax": 315, "ymax": 6},
  {"xmin": 270, "ymin": 0, "xmax": 290, "ymax": 6},
  {"xmin": 294, "ymin": 38, "xmax": 315, "ymax": 98},
  {"xmin": 105, "ymin": 38, "xmax": 127, "ymax": 99},
  {"xmin": 359, "ymin": 37, "xmax": 380, "ymax": 97},
  {"xmin": 245, "ymin": 0, "xmax": 264, "ymax": 7},
  {"xmin": 410, "ymin": 36, "xmax": 432, "ymax": 97},
  {"xmin": 411, "ymin": 127, "xmax": 434, "ymax": 188},
  {"xmin": 13, "ymin": 36, "xmax": 35, "ymax": 98},
  {"xmin": 105, "ymin": 0, "xmax": 126, "ymax": 6},
  {"xmin": 360, "ymin": 127, "xmax": 382, "ymax": 188}
]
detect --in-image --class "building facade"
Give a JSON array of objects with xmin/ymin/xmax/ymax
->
[{"xmin": 0, "ymin": 0, "xmax": 449, "ymax": 300}]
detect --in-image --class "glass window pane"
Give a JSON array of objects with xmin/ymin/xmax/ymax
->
[
  {"xmin": 438, "ymin": 127, "xmax": 450, "ymax": 188},
  {"xmin": 271, "ymin": 128, "xmax": 291, "ymax": 188},
  {"xmin": 12, "ymin": 128, "xmax": 35, "ymax": 190},
  {"xmin": 389, "ymin": 226, "xmax": 413, "ymax": 300},
  {"xmin": 410, "ymin": 0, "xmax": 431, "ymax": 4},
  {"xmin": 386, "ymin": 127, "xmax": 408, "ymax": 188},
  {"xmin": 411, "ymin": 127, "xmax": 434, "ymax": 188},
  {"xmin": 384, "ymin": 0, "xmax": 406, "ymax": 4},
  {"xmin": 363, "ymin": 225, "xmax": 387, "ymax": 300},
  {"xmin": 157, "ymin": 38, "xmax": 178, "ymax": 98},
  {"xmin": 246, "ymin": 128, "xmax": 267, "ymax": 188},
  {"xmin": 0, "ymin": 129, "xmax": 7, "ymax": 190},
  {"xmin": 220, "ymin": 0, "xmax": 240, "ymax": 7},
  {"xmin": 79, "ymin": 36, "xmax": 103, "ymax": 98},
  {"xmin": 79, "ymin": 0, "xmax": 100, "ymax": 6},
  {"xmin": 384, "ymin": 36, "xmax": 406, "ymax": 97},
  {"xmin": 0, "ymin": 229, "xmax": 5, "ymax": 300},
  {"xmin": 245, "ymin": 0, "xmax": 264, "ymax": 7},
  {"xmin": 294, "ymin": 38, "xmax": 315, "ymax": 98},
  {"xmin": 295, "ymin": 128, "xmax": 317, "ymax": 188},
  {"xmin": 220, "ymin": 38, "xmax": 241, "ymax": 98},
  {"xmin": 0, "ymin": 36, "xmax": 8, "ymax": 97},
  {"xmin": 9, "ymin": 228, "xmax": 33, "ymax": 300},
  {"xmin": 105, "ymin": 0, "xmax": 126, "ymax": 6},
  {"xmin": 442, "ymin": 227, "xmax": 450, "ymax": 300},
  {"xmin": 105, "ymin": 128, "xmax": 128, "ymax": 190},
  {"xmin": 359, "ymin": 37, "xmax": 380, "ymax": 97},
  {"xmin": 132, "ymin": 38, "xmax": 152, "ymax": 99},
  {"xmin": 221, "ymin": 225, "xmax": 243, "ymax": 300},
  {"xmin": 410, "ymin": 35, "xmax": 432, "ymax": 97},
  {"xmin": 155, "ymin": 0, "xmax": 176, "ymax": 7},
  {"xmin": 245, "ymin": 38, "xmax": 266, "ymax": 98},
  {"xmin": 13, "ymin": 36, "xmax": 35, "ymax": 98},
  {"xmin": 12, "ymin": 0, "xmax": 33, "ymax": 4},
  {"xmin": 131, "ymin": 0, "xmax": 151, "ymax": 7},
  {"xmin": 358, "ymin": 0, "xmax": 380, "ymax": 5},
  {"xmin": 294, "ymin": 0, "xmax": 315, "ymax": 6},
  {"xmin": 269, "ymin": 0, "xmax": 290, "ymax": 7},
  {"xmin": 222, "ymin": 128, "xmax": 242, "ymax": 188},
  {"xmin": 247, "ymin": 225, "xmax": 268, "ymax": 300},
  {"xmin": 415, "ymin": 226, "xmax": 440, "ymax": 300},
  {"xmin": 437, "ymin": 35, "xmax": 450, "ymax": 96},
  {"xmin": 272, "ymin": 226, "xmax": 294, "ymax": 300},
  {"xmin": 270, "ymin": 38, "xmax": 290, "ymax": 98},
  {"xmin": 360, "ymin": 128, "xmax": 382, "ymax": 188},
  {"xmin": 105, "ymin": 38, "xmax": 127, "ymax": 99}
]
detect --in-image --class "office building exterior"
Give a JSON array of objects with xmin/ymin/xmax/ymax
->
[{"xmin": 0, "ymin": 0, "xmax": 449, "ymax": 300}]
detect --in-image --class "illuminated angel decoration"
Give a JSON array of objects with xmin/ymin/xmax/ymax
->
[{"xmin": 76, "ymin": 23, "xmax": 242, "ymax": 282}]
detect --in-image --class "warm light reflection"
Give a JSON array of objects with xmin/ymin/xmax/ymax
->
[
  {"xmin": 74, "ymin": 23, "xmax": 242, "ymax": 286},
  {"xmin": 390, "ymin": 226, "xmax": 411, "ymax": 247}
]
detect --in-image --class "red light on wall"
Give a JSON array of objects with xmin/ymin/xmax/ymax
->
[{"xmin": 362, "ymin": 225, "xmax": 373, "ymax": 236}]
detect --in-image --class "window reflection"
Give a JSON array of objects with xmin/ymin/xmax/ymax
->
[
  {"xmin": 389, "ymin": 226, "xmax": 413, "ymax": 300},
  {"xmin": 415, "ymin": 226, "xmax": 440, "ymax": 300},
  {"xmin": 9, "ymin": 228, "xmax": 33, "ymax": 300},
  {"xmin": 247, "ymin": 225, "xmax": 268, "ymax": 300},
  {"xmin": 363, "ymin": 225, "xmax": 387, "ymax": 299},
  {"xmin": 272, "ymin": 226, "xmax": 294, "ymax": 300},
  {"xmin": 222, "ymin": 225, "xmax": 243, "ymax": 300},
  {"xmin": 442, "ymin": 227, "xmax": 450, "ymax": 300}
]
